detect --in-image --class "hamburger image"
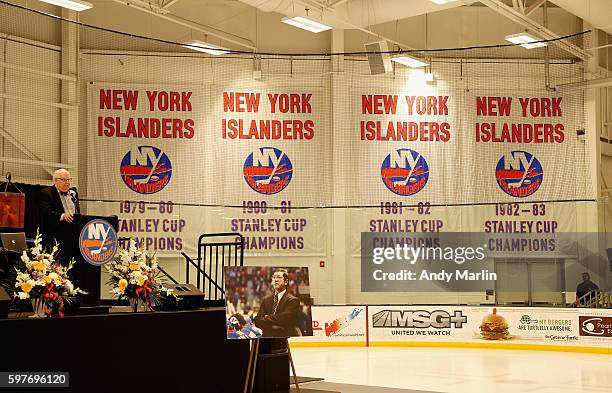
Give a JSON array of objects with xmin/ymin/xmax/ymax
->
[{"xmin": 479, "ymin": 308, "xmax": 509, "ymax": 340}]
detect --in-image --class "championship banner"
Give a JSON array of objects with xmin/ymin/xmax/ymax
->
[
  {"xmin": 87, "ymin": 83, "xmax": 328, "ymax": 255},
  {"xmin": 343, "ymin": 64, "xmax": 591, "ymax": 207},
  {"xmin": 349, "ymin": 85, "xmax": 461, "ymax": 206}
]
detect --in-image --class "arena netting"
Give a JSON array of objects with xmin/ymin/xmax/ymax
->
[{"xmin": 0, "ymin": 1, "xmax": 600, "ymax": 266}]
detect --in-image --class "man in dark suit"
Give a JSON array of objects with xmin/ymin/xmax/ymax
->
[
  {"xmin": 254, "ymin": 269, "xmax": 300, "ymax": 337},
  {"xmin": 39, "ymin": 169, "xmax": 80, "ymax": 263}
]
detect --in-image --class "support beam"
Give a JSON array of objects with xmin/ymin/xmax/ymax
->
[
  {"xmin": 0, "ymin": 93, "xmax": 75, "ymax": 110},
  {"xmin": 0, "ymin": 61, "xmax": 76, "ymax": 82},
  {"xmin": 0, "ymin": 127, "xmax": 55, "ymax": 176},
  {"xmin": 0, "ymin": 156, "xmax": 72, "ymax": 169},
  {"xmin": 525, "ymin": 0, "xmax": 546, "ymax": 16},
  {"xmin": 329, "ymin": 0, "xmax": 349, "ymax": 7},
  {"xmin": 480, "ymin": 0, "xmax": 590, "ymax": 61},
  {"xmin": 161, "ymin": 0, "xmax": 181, "ymax": 10},
  {"xmin": 330, "ymin": 28, "xmax": 347, "ymax": 305},
  {"xmin": 61, "ymin": 9, "xmax": 79, "ymax": 186},
  {"xmin": 557, "ymin": 77, "xmax": 612, "ymax": 91},
  {"xmin": 110, "ymin": 0, "xmax": 257, "ymax": 51}
]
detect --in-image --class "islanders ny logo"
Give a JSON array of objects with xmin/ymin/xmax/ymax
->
[
  {"xmin": 381, "ymin": 148, "xmax": 429, "ymax": 196},
  {"xmin": 120, "ymin": 146, "xmax": 172, "ymax": 194},
  {"xmin": 79, "ymin": 219, "xmax": 118, "ymax": 266},
  {"xmin": 243, "ymin": 147, "xmax": 293, "ymax": 195},
  {"xmin": 495, "ymin": 151, "xmax": 543, "ymax": 198}
]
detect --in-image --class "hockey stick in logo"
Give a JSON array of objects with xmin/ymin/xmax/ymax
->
[
  {"xmin": 508, "ymin": 155, "xmax": 535, "ymax": 189},
  {"xmin": 91, "ymin": 226, "xmax": 111, "ymax": 255},
  {"xmin": 134, "ymin": 150, "xmax": 163, "ymax": 185},
  {"xmin": 398, "ymin": 152, "xmax": 421, "ymax": 186},
  {"xmin": 257, "ymin": 151, "xmax": 285, "ymax": 186}
]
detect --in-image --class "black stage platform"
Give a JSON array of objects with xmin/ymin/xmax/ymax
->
[{"xmin": 0, "ymin": 308, "xmax": 250, "ymax": 393}]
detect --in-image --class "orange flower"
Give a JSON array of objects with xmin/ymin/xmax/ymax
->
[{"xmin": 20, "ymin": 281, "xmax": 33, "ymax": 293}]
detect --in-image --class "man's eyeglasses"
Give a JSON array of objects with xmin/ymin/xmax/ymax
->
[{"xmin": 57, "ymin": 178, "xmax": 72, "ymax": 182}]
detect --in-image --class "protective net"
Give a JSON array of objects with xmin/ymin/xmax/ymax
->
[{"xmin": 0, "ymin": 1, "xmax": 602, "ymax": 304}]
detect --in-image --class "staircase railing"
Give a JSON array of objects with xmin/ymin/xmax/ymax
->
[
  {"xmin": 576, "ymin": 290, "xmax": 612, "ymax": 308},
  {"xmin": 181, "ymin": 233, "xmax": 244, "ymax": 304}
]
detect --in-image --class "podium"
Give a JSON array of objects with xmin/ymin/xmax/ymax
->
[{"xmin": 68, "ymin": 214, "xmax": 118, "ymax": 306}]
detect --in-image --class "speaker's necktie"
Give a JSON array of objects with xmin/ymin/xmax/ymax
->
[{"xmin": 273, "ymin": 292, "xmax": 279, "ymax": 314}]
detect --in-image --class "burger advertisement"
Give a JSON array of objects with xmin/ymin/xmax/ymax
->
[
  {"xmin": 473, "ymin": 307, "xmax": 578, "ymax": 344},
  {"xmin": 479, "ymin": 308, "xmax": 510, "ymax": 340}
]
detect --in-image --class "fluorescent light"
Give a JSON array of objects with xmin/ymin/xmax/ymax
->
[
  {"xmin": 429, "ymin": 0, "xmax": 459, "ymax": 4},
  {"xmin": 505, "ymin": 33, "xmax": 547, "ymax": 49},
  {"xmin": 182, "ymin": 40, "xmax": 230, "ymax": 56},
  {"xmin": 391, "ymin": 55, "xmax": 429, "ymax": 68},
  {"xmin": 281, "ymin": 16, "xmax": 332, "ymax": 33},
  {"xmin": 39, "ymin": 0, "xmax": 93, "ymax": 12}
]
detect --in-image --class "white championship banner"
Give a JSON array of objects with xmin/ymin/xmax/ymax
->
[{"xmin": 87, "ymin": 82, "xmax": 329, "ymax": 255}]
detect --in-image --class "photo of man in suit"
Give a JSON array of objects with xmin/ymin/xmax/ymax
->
[
  {"xmin": 39, "ymin": 168, "xmax": 80, "ymax": 262},
  {"xmin": 254, "ymin": 269, "xmax": 300, "ymax": 337}
]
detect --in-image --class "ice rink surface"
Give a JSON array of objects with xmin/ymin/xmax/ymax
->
[{"xmin": 291, "ymin": 347, "xmax": 612, "ymax": 393}]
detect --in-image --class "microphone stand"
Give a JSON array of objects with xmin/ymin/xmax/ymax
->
[{"xmin": 2, "ymin": 172, "xmax": 23, "ymax": 194}]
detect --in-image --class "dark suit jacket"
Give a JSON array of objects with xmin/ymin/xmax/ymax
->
[
  {"xmin": 39, "ymin": 186, "xmax": 80, "ymax": 260},
  {"xmin": 254, "ymin": 291, "xmax": 300, "ymax": 337}
]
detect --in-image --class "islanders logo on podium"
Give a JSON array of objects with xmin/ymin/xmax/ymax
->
[
  {"xmin": 381, "ymin": 148, "xmax": 429, "ymax": 196},
  {"xmin": 243, "ymin": 147, "xmax": 293, "ymax": 195},
  {"xmin": 79, "ymin": 219, "xmax": 118, "ymax": 266},
  {"xmin": 496, "ymin": 150, "xmax": 543, "ymax": 198},
  {"xmin": 120, "ymin": 146, "xmax": 172, "ymax": 194}
]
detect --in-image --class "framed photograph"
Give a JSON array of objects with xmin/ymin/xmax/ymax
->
[{"xmin": 224, "ymin": 266, "xmax": 313, "ymax": 339}]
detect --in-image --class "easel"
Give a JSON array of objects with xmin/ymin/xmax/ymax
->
[{"xmin": 243, "ymin": 337, "xmax": 300, "ymax": 393}]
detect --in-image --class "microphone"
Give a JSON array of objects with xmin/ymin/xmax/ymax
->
[{"xmin": 68, "ymin": 187, "xmax": 78, "ymax": 203}]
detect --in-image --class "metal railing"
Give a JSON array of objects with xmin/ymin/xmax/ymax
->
[
  {"xmin": 182, "ymin": 233, "xmax": 244, "ymax": 303},
  {"xmin": 575, "ymin": 290, "xmax": 612, "ymax": 308}
]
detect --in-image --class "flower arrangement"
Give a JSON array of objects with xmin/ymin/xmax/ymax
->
[
  {"xmin": 105, "ymin": 239, "xmax": 174, "ymax": 311},
  {"xmin": 13, "ymin": 232, "xmax": 85, "ymax": 317}
]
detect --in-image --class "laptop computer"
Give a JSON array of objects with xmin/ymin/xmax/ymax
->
[{"xmin": 1, "ymin": 232, "xmax": 27, "ymax": 252}]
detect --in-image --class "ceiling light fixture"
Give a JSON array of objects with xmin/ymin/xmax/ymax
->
[
  {"xmin": 39, "ymin": 0, "xmax": 93, "ymax": 12},
  {"xmin": 182, "ymin": 40, "xmax": 230, "ymax": 56},
  {"xmin": 505, "ymin": 32, "xmax": 547, "ymax": 49},
  {"xmin": 281, "ymin": 16, "xmax": 332, "ymax": 33},
  {"xmin": 429, "ymin": 0, "xmax": 460, "ymax": 5},
  {"xmin": 391, "ymin": 55, "xmax": 429, "ymax": 68}
]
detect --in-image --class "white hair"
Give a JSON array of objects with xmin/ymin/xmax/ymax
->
[{"xmin": 52, "ymin": 168, "xmax": 70, "ymax": 181}]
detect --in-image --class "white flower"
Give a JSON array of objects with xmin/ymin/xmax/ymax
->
[
  {"xmin": 21, "ymin": 251, "xmax": 29, "ymax": 264},
  {"xmin": 65, "ymin": 281, "xmax": 74, "ymax": 294},
  {"xmin": 17, "ymin": 292, "xmax": 29, "ymax": 300},
  {"xmin": 32, "ymin": 244, "xmax": 42, "ymax": 256},
  {"xmin": 48, "ymin": 272, "xmax": 60, "ymax": 283}
]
